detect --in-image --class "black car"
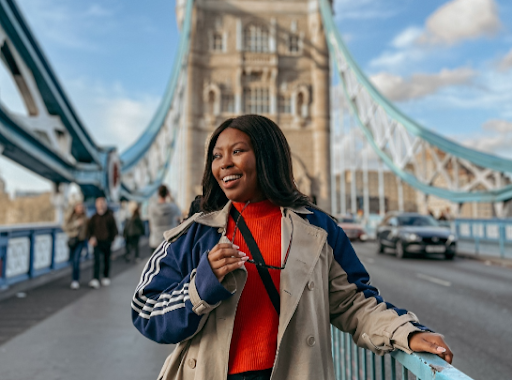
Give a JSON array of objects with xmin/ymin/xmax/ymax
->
[{"xmin": 376, "ymin": 212, "xmax": 457, "ymax": 260}]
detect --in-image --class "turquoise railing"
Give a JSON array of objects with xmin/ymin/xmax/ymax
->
[{"xmin": 331, "ymin": 328, "xmax": 474, "ymax": 380}]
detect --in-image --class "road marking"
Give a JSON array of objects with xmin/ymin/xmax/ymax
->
[{"xmin": 416, "ymin": 273, "xmax": 451, "ymax": 287}]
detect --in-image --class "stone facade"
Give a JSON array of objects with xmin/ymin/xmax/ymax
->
[{"xmin": 178, "ymin": 0, "xmax": 331, "ymax": 210}]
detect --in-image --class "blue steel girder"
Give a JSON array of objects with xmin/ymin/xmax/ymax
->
[
  {"xmin": 320, "ymin": 0, "xmax": 512, "ymax": 204},
  {"xmin": 0, "ymin": 0, "xmax": 101, "ymax": 165}
]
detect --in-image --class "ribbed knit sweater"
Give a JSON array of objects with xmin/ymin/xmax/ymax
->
[{"xmin": 227, "ymin": 200, "xmax": 281, "ymax": 374}]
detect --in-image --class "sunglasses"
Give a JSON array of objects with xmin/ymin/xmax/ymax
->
[{"xmin": 230, "ymin": 203, "xmax": 294, "ymax": 270}]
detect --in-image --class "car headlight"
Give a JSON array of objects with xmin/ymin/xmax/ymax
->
[
  {"xmin": 448, "ymin": 234, "xmax": 457, "ymax": 241},
  {"xmin": 405, "ymin": 233, "xmax": 421, "ymax": 242}
]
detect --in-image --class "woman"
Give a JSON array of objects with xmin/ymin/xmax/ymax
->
[
  {"xmin": 123, "ymin": 201, "xmax": 146, "ymax": 263},
  {"xmin": 132, "ymin": 115, "xmax": 452, "ymax": 380},
  {"xmin": 63, "ymin": 201, "xmax": 88, "ymax": 290}
]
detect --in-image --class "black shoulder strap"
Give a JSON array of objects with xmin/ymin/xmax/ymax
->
[{"xmin": 230, "ymin": 207, "xmax": 280, "ymax": 316}]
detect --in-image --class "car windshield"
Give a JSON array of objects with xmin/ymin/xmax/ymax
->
[
  {"xmin": 340, "ymin": 217, "xmax": 355, "ymax": 223},
  {"xmin": 397, "ymin": 215, "xmax": 438, "ymax": 227}
]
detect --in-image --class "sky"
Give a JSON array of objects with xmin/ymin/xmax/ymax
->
[{"xmin": 0, "ymin": 0, "xmax": 511, "ymax": 194}]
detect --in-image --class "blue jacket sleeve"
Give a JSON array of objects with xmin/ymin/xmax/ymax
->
[{"xmin": 131, "ymin": 226, "xmax": 234, "ymax": 344}]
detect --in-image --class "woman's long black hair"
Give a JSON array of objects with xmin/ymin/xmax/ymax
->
[{"xmin": 201, "ymin": 114, "xmax": 313, "ymax": 212}]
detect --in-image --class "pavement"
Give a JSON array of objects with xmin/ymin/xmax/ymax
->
[
  {"xmin": 353, "ymin": 241, "xmax": 512, "ymax": 380},
  {"xmin": 0, "ymin": 246, "xmax": 172, "ymax": 380}
]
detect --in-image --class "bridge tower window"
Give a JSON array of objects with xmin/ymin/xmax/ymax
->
[
  {"xmin": 244, "ymin": 24, "xmax": 269, "ymax": 52},
  {"xmin": 212, "ymin": 32, "xmax": 224, "ymax": 52},
  {"xmin": 278, "ymin": 95, "xmax": 292, "ymax": 114},
  {"xmin": 244, "ymin": 87, "xmax": 270, "ymax": 114},
  {"xmin": 289, "ymin": 35, "xmax": 300, "ymax": 53},
  {"xmin": 221, "ymin": 93, "xmax": 235, "ymax": 113}
]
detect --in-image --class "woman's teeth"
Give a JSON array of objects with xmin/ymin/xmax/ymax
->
[{"xmin": 223, "ymin": 174, "xmax": 242, "ymax": 183}]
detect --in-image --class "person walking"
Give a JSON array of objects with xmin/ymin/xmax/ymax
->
[
  {"xmin": 123, "ymin": 201, "xmax": 145, "ymax": 263},
  {"xmin": 148, "ymin": 185, "xmax": 181, "ymax": 250},
  {"xmin": 62, "ymin": 201, "xmax": 88, "ymax": 290},
  {"xmin": 87, "ymin": 197, "xmax": 118, "ymax": 288},
  {"xmin": 132, "ymin": 115, "xmax": 453, "ymax": 380}
]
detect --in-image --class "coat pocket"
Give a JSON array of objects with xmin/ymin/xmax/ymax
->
[{"xmin": 158, "ymin": 340, "xmax": 192, "ymax": 380}]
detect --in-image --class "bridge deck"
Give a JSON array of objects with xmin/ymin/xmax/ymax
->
[{"xmin": 0, "ymin": 243, "xmax": 171, "ymax": 380}]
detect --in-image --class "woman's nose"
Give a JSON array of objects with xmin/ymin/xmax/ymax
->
[{"xmin": 220, "ymin": 156, "xmax": 234, "ymax": 169}]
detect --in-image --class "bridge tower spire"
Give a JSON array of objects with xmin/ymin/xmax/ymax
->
[{"xmin": 179, "ymin": 0, "xmax": 331, "ymax": 210}]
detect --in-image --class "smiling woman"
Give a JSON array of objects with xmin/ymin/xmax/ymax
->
[{"xmin": 131, "ymin": 115, "xmax": 453, "ymax": 380}]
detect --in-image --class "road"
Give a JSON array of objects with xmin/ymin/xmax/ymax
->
[{"xmin": 351, "ymin": 242, "xmax": 512, "ymax": 380}]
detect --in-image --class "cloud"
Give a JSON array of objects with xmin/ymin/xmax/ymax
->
[
  {"xmin": 497, "ymin": 48, "xmax": 512, "ymax": 72},
  {"xmin": 482, "ymin": 119, "xmax": 512, "ymax": 133},
  {"xmin": 461, "ymin": 119, "xmax": 512, "ymax": 157},
  {"xmin": 370, "ymin": 68, "xmax": 476, "ymax": 102},
  {"xmin": 391, "ymin": 27, "xmax": 423, "ymax": 49},
  {"xmin": 64, "ymin": 78, "xmax": 160, "ymax": 151},
  {"xmin": 418, "ymin": 0, "xmax": 501, "ymax": 46}
]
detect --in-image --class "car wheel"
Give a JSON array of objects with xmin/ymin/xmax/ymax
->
[
  {"xmin": 377, "ymin": 240, "xmax": 384, "ymax": 254},
  {"xmin": 396, "ymin": 241, "xmax": 408, "ymax": 259},
  {"xmin": 444, "ymin": 252, "xmax": 455, "ymax": 260}
]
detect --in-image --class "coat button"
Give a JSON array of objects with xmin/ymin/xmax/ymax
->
[
  {"xmin": 188, "ymin": 359, "xmax": 196, "ymax": 369},
  {"xmin": 307, "ymin": 281, "xmax": 315, "ymax": 290},
  {"xmin": 307, "ymin": 336, "xmax": 316, "ymax": 347}
]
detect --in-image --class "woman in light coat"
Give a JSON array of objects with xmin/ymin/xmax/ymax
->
[
  {"xmin": 63, "ymin": 201, "xmax": 88, "ymax": 290},
  {"xmin": 132, "ymin": 115, "xmax": 452, "ymax": 380}
]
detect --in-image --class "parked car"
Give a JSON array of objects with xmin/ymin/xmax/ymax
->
[
  {"xmin": 376, "ymin": 212, "xmax": 457, "ymax": 259},
  {"xmin": 338, "ymin": 215, "xmax": 367, "ymax": 241}
]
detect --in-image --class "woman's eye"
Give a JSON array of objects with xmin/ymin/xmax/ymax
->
[
  {"xmin": 233, "ymin": 149, "xmax": 242, "ymax": 154},
  {"xmin": 213, "ymin": 154, "xmax": 221, "ymax": 160}
]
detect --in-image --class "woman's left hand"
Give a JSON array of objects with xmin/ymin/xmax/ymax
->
[{"xmin": 408, "ymin": 332, "xmax": 453, "ymax": 364}]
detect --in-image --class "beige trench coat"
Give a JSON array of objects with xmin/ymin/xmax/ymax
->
[{"xmin": 152, "ymin": 203, "xmax": 422, "ymax": 380}]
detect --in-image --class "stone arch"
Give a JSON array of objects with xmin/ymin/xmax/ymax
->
[
  {"xmin": 293, "ymin": 85, "xmax": 310, "ymax": 118},
  {"xmin": 203, "ymin": 83, "xmax": 221, "ymax": 116}
]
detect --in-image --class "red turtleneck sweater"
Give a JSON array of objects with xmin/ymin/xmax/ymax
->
[{"xmin": 227, "ymin": 200, "xmax": 281, "ymax": 374}]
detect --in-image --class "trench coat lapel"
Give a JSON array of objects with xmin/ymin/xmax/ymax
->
[{"xmin": 277, "ymin": 210, "xmax": 327, "ymax": 343}]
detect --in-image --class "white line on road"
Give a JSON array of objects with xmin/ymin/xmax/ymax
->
[{"xmin": 416, "ymin": 273, "xmax": 451, "ymax": 287}]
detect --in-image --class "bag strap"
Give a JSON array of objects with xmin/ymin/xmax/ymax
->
[{"xmin": 230, "ymin": 207, "xmax": 280, "ymax": 316}]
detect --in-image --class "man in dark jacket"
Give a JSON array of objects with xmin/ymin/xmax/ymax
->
[{"xmin": 87, "ymin": 197, "xmax": 118, "ymax": 288}]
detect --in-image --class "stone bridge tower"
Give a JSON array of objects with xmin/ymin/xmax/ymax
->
[{"xmin": 177, "ymin": 0, "xmax": 331, "ymax": 211}]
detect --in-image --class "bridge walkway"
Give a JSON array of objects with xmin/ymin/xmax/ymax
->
[{"xmin": 0, "ymin": 242, "xmax": 171, "ymax": 380}]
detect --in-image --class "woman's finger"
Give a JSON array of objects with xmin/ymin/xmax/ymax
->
[{"xmin": 210, "ymin": 256, "xmax": 248, "ymax": 269}]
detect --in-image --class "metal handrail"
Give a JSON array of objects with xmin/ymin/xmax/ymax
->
[{"xmin": 331, "ymin": 328, "xmax": 475, "ymax": 380}]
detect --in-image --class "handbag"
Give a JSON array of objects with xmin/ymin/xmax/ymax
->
[{"xmin": 67, "ymin": 236, "xmax": 79, "ymax": 249}]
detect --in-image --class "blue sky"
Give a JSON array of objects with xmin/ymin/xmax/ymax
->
[{"xmin": 0, "ymin": 0, "xmax": 511, "ymax": 193}]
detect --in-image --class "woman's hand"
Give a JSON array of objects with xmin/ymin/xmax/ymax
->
[
  {"xmin": 208, "ymin": 243, "xmax": 248, "ymax": 282},
  {"xmin": 409, "ymin": 332, "xmax": 453, "ymax": 364}
]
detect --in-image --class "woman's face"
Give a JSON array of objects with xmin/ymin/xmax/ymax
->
[{"xmin": 212, "ymin": 128, "xmax": 265, "ymax": 203}]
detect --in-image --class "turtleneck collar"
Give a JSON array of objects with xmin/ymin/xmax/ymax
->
[{"xmin": 232, "ymin": 199, "xmax": 280, "ymax": 218}]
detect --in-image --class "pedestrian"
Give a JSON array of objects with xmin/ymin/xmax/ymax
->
[
  {"xmin": 62, "ymin": 201, "xmax": 88, "ymax": 290},
  {"xmin": 87, "ymin": 197, "xmax": 118, "ymax": 288},
  {"xmin": 148, "ymin": 185, "xmax": 181, "ymax": 250},
  {"xmin": 123, "ymin": 201, "xmax": 145, "ymax": 263},
  {"xmin": 132, "ymin": 115, "xmax": 453, "ymax": 380}
]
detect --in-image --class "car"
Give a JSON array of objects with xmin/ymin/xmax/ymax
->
[
  {"xmin": 338, "ymin": 215, "xmax": 368, "ymax": 241},
  {"xmin": 376, "ymin": 212, "xmax": 457, "ymax": 260}
]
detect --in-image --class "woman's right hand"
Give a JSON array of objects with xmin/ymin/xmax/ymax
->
[{"xmin": 207, "ymin": 243, "xmax": 248, "ymax": 282}]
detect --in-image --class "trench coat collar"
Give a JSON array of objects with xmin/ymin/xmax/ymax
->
[{"xmin": 195, "ymin": 201, "xmax": 314, "ymax": 230}]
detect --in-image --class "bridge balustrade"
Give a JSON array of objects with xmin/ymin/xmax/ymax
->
[
  {"xmin": 454, "ymin": 218, "xmax": 512, "ymax": 259},
  {"xmin": 331, "ymin": 328, "xmax": 474, "ymax": 380},
  {"xmin": 0, "ymin": 224, "xmax": 72, "ymax": 288}
]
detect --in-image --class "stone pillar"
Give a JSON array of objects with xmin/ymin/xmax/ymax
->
[{"xmin": 308, "ymin": 9, "xmax": 331, "ymax": 211}]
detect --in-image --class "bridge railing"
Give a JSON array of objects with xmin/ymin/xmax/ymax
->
[
  {"xmin": 331, "ymin": 328, "xmax": 474, "ymax": 380},
  {"xmin": 0, "ymin": 224, "xmax": 72, "ymax": 289},
  {"xmin": 453, "ymin": 218, "xmax": 512, "ymax": 259}
]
